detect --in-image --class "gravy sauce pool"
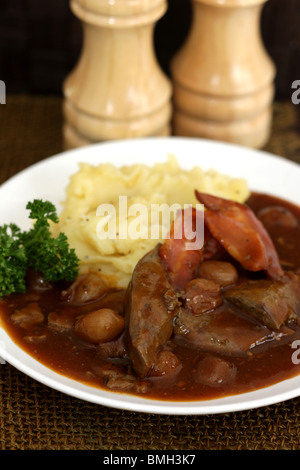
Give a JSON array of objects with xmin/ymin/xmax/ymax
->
[{"xmin": 1, "ymin": 192, "xmax": 300, "ymax": 401}]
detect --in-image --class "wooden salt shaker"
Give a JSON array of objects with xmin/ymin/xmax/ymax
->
[
  {"xmin": 63, "ymin": 0, "xmax": 172, "ymax": 149},
  {"xmin": 171, "ymin": 0, "xmax": 275, "ymax": 148}
]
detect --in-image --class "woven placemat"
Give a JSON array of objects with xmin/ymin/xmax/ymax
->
[
  {"xmin": 0, "ymin": 94, "xmax": 63, "ymax": 185},
  {"xmin": 0, "ymin": 95, "xmax": 299, "ymax": 451},
  {"xmin": 1, "ymin": 364, "xmax": 300, "ymax": 450}
]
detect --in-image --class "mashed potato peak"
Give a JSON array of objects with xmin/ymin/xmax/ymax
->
[{"xmin": 52, "ymin": 155, "xmax": 249, "ymax": 288}]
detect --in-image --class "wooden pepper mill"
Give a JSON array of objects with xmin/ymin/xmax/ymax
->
[
  {"xmin": 171, "ymin": 0, "xmax": 275, "ymax": 148},
  {"xmin": 63, "ymin": 0, "xmax": 172, "ymax": 149}
]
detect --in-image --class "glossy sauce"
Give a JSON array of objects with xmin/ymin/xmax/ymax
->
[{"xmin": 0, "ymin": 192, "xmax": 300, "ymax": 401}]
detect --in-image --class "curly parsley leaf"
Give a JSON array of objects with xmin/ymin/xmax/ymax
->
[
  {"xmin": 0, "ymin": 224, "xmax": 27, "ymax": 296},
  {"xmin": 0, "ymin": 200, "xmax": 79, "ymax": 297},
  {"xmin": 26, "ymin": 199, "xmax": 59, "ymax": 225},
  {"xmin": 26, "ymin": 232, "xmax": 79, "ymax": 283}
]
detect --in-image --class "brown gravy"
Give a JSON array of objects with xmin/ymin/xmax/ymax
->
[{"xmin": 1, "ymin": 192, "xmax": 300, "ymax": 401}]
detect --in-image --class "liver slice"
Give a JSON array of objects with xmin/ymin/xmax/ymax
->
[
  {"xmin": 124, "ymin": 245, "xmax": 181, "ymax": 378},
  {"xmin": 174, "ymin": 307, "xmax": 292, "ymax": 356},
  {"xmin": 224, "ymin": 272, "xmax": 300, "ymax": 329}
]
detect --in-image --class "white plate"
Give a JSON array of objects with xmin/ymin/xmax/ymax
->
[{"xmin": 0, "ymin": 136, "xmax": 300, "ymax": 415}]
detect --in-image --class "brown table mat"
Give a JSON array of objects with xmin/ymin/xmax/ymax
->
[{"xmin": 0, "ymin": 95, "xmax": 299, "ymax": 451}]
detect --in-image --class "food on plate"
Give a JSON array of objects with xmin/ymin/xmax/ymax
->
[
  {"xmin": 50, "ymin": 155, "xmax": 249, "ymax": 288},
  {"xmin": 0, "ymin": 157, "xmax": 300, "ymax": 402}
]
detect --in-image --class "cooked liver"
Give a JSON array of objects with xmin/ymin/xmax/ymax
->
[
  {"xmin": 124, "ymin": 245, "xmax": 181, "ymax": 378},
  {"xmin": 224, "ymin": 273, "xmax": 300, "ymax": 329},
  {"xmin": 174, "ymin": 306, "xmax": 292, "ymax": 355}
]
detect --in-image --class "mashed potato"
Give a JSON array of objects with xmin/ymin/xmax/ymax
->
[{"xmin": 52, "ymin": 155, "xmax": 249, "ymax": 288}]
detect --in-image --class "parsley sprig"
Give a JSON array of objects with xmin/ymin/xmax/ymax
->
[{"xmin": 0, "ymin": 199, "xmax": 79, "ymax": 297}]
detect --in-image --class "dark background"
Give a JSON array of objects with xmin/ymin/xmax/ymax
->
[{"xmin": 0, "ymin": 0, "xmax": 299, "ymax": 99}]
